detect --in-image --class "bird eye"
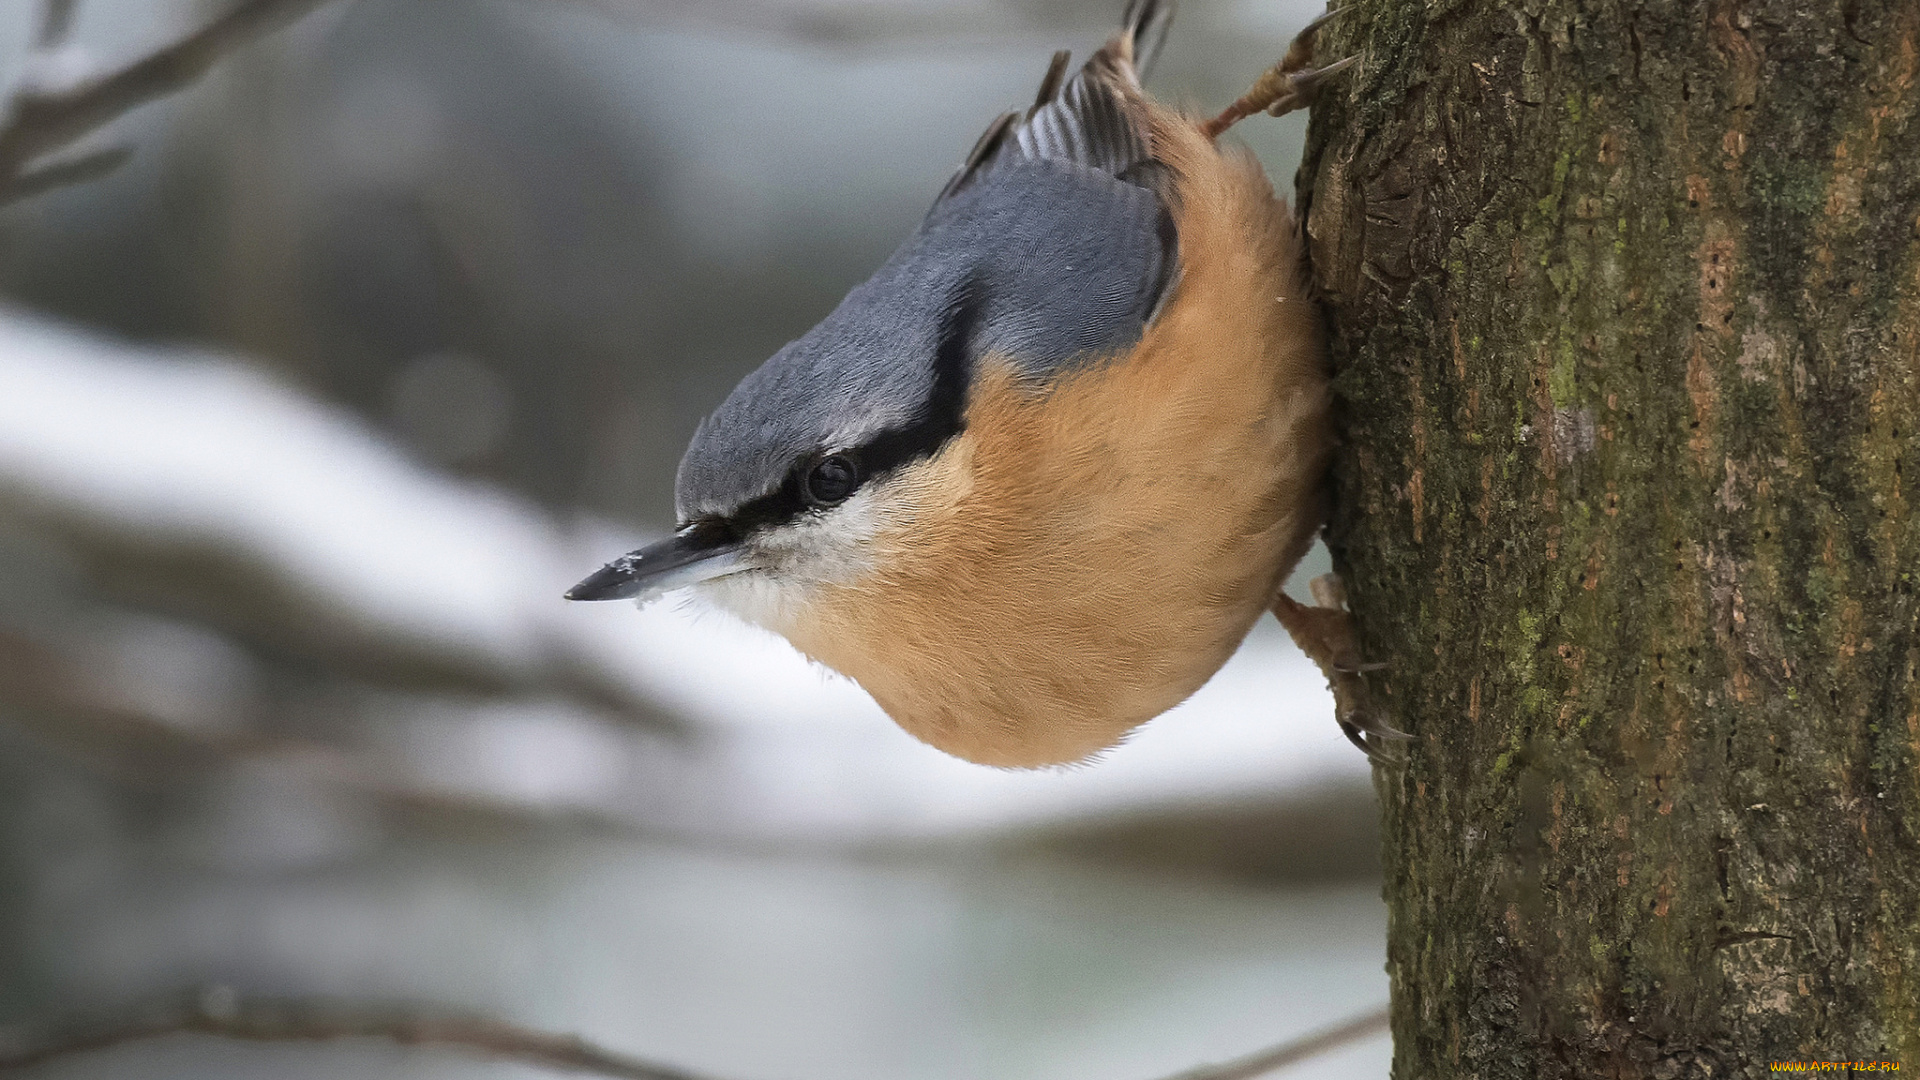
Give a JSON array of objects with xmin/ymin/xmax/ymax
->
[{"xmin": 804, "ymin": 454, "xmax": 861, "ymax": 507}]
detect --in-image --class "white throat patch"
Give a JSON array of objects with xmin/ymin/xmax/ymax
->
[{"xmin": 694, "ymin": 485, "xmax": 887, "ymax": 635}]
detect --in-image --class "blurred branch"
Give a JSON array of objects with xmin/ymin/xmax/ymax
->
[
  {"xmin": 1152, "ymin": 1006, "xmax": 1391, "ymax": 1080},
  {"xmin": 0, "ymin": 626, "xmax": 646, "ymax": 833},
  {"xmin": 0, "ymin": 988, "xmax": 1388, "ymax": 1080},
  {"xmin": 0, "ymin": 0, "xmax": 348, "ymax": 206},
  {"xmin": 0, "ymin": 989, "xmax": 725, "ymax": 1080},
  {"xmin": 0, "ymin": 316, "xmax": 687, "ymax": 735},
  {"xmin": 2, "ymin": 495, "xmax": 685, "ymax": 732}
]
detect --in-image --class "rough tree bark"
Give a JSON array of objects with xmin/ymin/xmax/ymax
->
[{"xmin": 1298, "ymin": 0, "xmax": 1920, "ymax": 1074}]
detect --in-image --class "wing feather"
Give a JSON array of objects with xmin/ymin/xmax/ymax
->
[{"xmin": 938, "ymin": 0, "xmax": 1173, "ymax": 202}]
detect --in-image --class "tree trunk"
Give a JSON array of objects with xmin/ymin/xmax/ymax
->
[{"xmin": 1298, "ymin": 0, "xmax": 1920, "ymax": 1074}]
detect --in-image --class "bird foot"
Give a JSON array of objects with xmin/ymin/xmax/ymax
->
[
  {"xmin": 1272, "ymin": 573, "xmax": 1408, "ymax": 761},
  {"xmin": 1202, "ymin": 8, "xmax": 1358, "ymax": 138}
]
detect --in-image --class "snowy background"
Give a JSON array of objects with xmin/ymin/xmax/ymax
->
[{"xmin": 0, "ymin": 0, "xmax": 1388, "ymax": 1077}]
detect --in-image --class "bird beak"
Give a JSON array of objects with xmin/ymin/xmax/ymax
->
[{"xmin": 565, "ymin": 522, "xmax": 744, "ymax": 602}]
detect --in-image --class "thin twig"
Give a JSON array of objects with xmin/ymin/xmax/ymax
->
[
  {"xmin": 0, "ymin": 0, "xmax": 348, "ymax": 205},
  {"xmin": 0, "ymin": 989, "xmax": 725, "ymax": 1080},
  {"xmin": 0, "ymin": 988, "xmax": 1391, "ymax": 1080},
  {"xmin": 1148, "ymin": 1006, "xmax": 1391, "ymax": 1080}
]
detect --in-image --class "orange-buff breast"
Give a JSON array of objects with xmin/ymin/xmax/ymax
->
[{"xmin": 783, "ymin": 111, "xmax": 1331, "ymax": 767}]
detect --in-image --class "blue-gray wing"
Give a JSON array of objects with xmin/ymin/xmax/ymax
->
[
  {"xmin": 849, "ymin": 154, "xmax": 1173, "ymax": 381},
  {"xmin": 882, "ymin": 0, "xmax": 1177, "ymax": 380}
]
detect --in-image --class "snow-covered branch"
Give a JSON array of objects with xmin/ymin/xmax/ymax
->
[{"xmin": 0, "ymin": 0, "xmax": 346, "ymax": 205}]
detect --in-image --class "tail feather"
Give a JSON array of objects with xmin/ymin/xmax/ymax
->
[
  {"xmin": 936, "ymin": 1, "xmax": 1174, "ymax": 207},
  {"xmin": 1015, "ymin": 61, "xmax": 1150, "ymax": 176},
  {"xmin": 1027, "ymin": 49, "xmax": 1072, "ymax": 119},
  {"xmin": 1121, "ymin": 0, "xmax": 1173, "ymax": 82}
]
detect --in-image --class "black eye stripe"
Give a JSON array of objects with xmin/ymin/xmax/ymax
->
[
  {"xmin": 853, "ymin": 272, "xmax": 980, "ymax": 481},
  {"xmin": 700, "ymin": 273, "xmax": 984, "ymax": 536}
]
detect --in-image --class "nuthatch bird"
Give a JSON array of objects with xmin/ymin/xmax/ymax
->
[{"xmin": 570, "ymin": 1, "xmax": 1396, "ymax": 766}]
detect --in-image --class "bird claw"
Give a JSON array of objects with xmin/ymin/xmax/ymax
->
[
  {"xmin": 1339, "ymin": 720, "xmax": 1405, "ymax": 762},
  {"xmin": 1335, "ymin": 676, "xmax": 1412, "ymax": 761},
  {"xmin": 1261, "ymin": 54, "xmax": 1360, "ymax": 118},
  {"xmin": 1294, "ymin": 5, "xmax": 1353, "ymax": 40},
  {"xmin": 1272, "ymin": 575, "xmax": 1407, "ymax": 760},
  {"xmin": 1280, "ymin": 6, "xmax": 1354, "ymax": 75},
  {"xmin": 1202, "ymin": 8, "xmax": 1359, "ymax": 137}
]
